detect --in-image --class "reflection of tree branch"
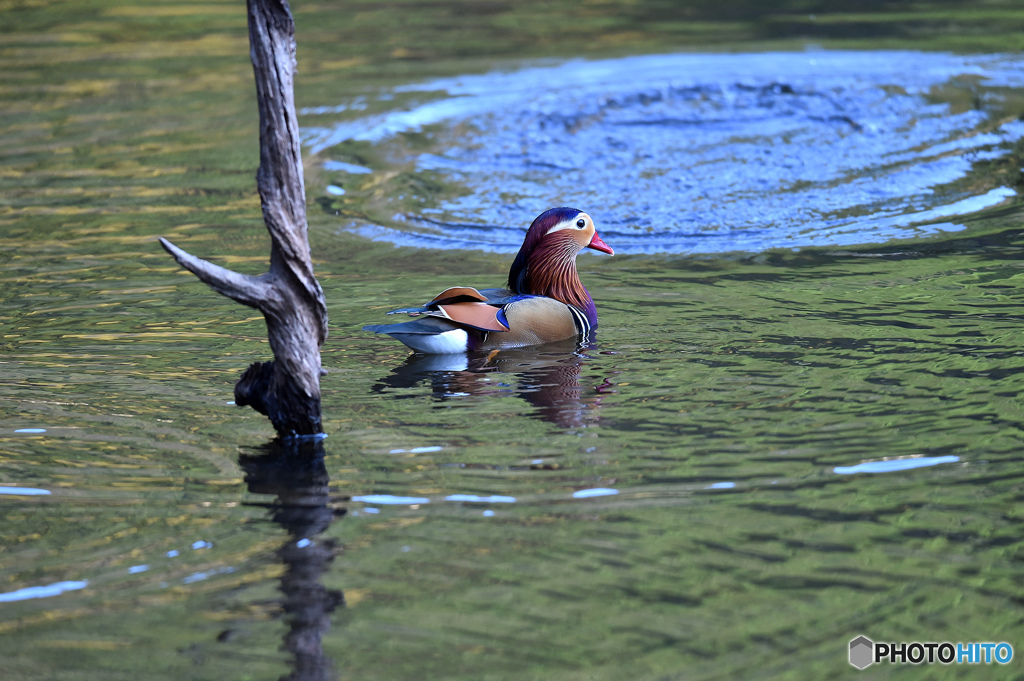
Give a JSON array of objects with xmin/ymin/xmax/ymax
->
[
  {"xmin": 240, "ymin": 438, "xmax": 342, "ymax": 681},
  {"xmin": 278, "ymin": 540, "xmax": 342, "ymax": 681}
]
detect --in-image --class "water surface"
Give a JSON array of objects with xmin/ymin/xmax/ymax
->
[
  {"xmin": 309, "ymin": 51, "xmax": 1024, "ymax": 253},
  {"xmin": 2, "ymin": 2, "xmax": 1024, "ymax": 680}
]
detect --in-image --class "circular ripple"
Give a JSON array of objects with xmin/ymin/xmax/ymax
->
[{"xmin": 306, "ymin": 51, "xmax": 1024, "ymax": 254}]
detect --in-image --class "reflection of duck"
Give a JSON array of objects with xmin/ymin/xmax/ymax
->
[
  {"xmin": 374, "ymin": 340, "xmax": 615, "ymax": 429},
  {"xmin": 363, "ymin": 207, "xmax": 613, "ymax": 354}
]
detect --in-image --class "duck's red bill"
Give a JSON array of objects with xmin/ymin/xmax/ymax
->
[{"xmin": 587, "ymin": 232, "xmax": 614, "ymax": 255}]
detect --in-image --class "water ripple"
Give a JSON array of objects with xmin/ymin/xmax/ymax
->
[
  {"xmin": 834, "ymin": 455, "xmax": 961, "ymax": 475},
  {"xmin": 308, "ymin": 51, "xmax": 1024, "ymax": 254},
  {"xmin": 0, "ymin": 486, "xmax": 50, "ymax": 496},
  {"xmin": 0, "ymin": 580, "xmax": 88, "ymax": 603},
  {"xmin": 572, "ymin": 488, "xmax": 620, "ymax": 498}
]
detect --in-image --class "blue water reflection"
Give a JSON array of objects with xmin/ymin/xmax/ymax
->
[
  {"xmin": 445, "ymin": 494, "xmax": 517, "ymax": 503},
  {"xmin": 182, "ymin": 567, "xmax": 236, "ymax": 585},
  {"xmin": 572, "ymin": 488, "xmax": 620, "ymax": 498},
  {"xmin": 834, "ymin": 455, "xmax": 960, "ymax": 475},
  {"xmin": 322, "ymin": 160, "xmax": 373, "ymax": 174},
  {"xmin": 308, "ymin": 51, "xmax": 1024, "ymax": 253},
  {"xmin": 0, "ymin": 486, "xmax": 50, "ymax": 496},
  {"xmin": 353, "ymin": 495, "xmax": 432, "ymax": 505},
  {"xmin": 0, "ymin": 580, "xmax": 88, "ymax": 603}
]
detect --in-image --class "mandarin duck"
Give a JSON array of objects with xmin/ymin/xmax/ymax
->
[{"xmin": 363, "ymin": 207, "xmax": 613, "ymax": 354}]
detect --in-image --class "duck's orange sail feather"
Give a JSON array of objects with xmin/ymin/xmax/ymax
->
[
  {"xmin": 430, "ymin": 287, "xmax": 490, "ymax": 305},
  {"xmin": 435, "ymin": 302, "xmax": 510, "ymax": 332}
]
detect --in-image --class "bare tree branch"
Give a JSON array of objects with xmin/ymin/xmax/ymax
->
[
  {"xmin": 158, "ymin": 237, "xmax": 272, "ymax": 308},
  {"xmin": 159, "ymin": 0, "xmax": 328, "ymax": 436}
]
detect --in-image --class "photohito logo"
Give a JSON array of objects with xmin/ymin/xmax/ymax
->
[{"xmin": 849, "ymin": 636, "xmax": 1013, "ymax": 669}]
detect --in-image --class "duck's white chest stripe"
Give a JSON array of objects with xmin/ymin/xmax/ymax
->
[{"xmin": 567, "ymin": 304, "xmax": 590, "ymax": 336}]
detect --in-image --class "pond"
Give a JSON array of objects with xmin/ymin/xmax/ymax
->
[{"xmin": 2, "ymin": 1, "xmax": 1024, "ymax": 679}]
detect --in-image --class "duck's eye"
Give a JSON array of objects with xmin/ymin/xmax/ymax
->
[{"xmin": 576, "ymin": 218, "xmax": 586, "ymax": 229}]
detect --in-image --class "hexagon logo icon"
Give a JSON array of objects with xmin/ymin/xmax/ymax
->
[{"xmin": 849, "ymin": 635, "xmax": 874, "ymax": 669}]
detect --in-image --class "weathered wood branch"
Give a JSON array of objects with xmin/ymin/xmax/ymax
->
[
  {"xmin": 159, "ymin": 237, "xmax": 273, "ymax": 307},
  {"xmin": 160, "ymin": 0, "xmax": 328, "ymax": 436}
]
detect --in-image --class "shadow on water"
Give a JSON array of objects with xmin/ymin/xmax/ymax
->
[
  {"xmin": 372, "ymin": 339, "xmax": 617, "ymax": 429},
  {"xmin": 239, "ymin": 439, "xmax": 343, "ymax": 681}
]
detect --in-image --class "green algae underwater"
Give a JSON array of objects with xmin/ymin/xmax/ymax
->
[{"xmin": 3, "ymin": 1, "xmax": 1024, "ymax": 679}]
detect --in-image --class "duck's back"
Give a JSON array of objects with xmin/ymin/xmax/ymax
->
[
  {"xmin": 364, "ymin": 288, "xmax": 586, "ymax": 353},
  {"xmin": 478, "ymin": 295, "xmax": 582, "ymax": 350}
]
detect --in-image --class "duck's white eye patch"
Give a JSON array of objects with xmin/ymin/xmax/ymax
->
[{"xmin": 576, "ymin": 218, "xmax": 586, "ymax": 228}]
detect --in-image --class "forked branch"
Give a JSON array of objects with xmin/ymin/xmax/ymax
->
[{"xmin": 160, "ymin": 0, "xmax": 328, "ymax": 436}]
